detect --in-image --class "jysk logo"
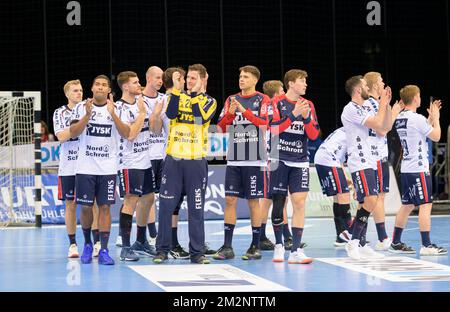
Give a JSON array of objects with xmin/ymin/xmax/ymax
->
[{"xmin": 86, "ymin": 123, "xmax": 112, "ymax": 137}]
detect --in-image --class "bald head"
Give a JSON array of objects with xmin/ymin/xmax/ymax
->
[{"xmin": 145, "ymin": 66, "xmax": 164, "ymax": 91}]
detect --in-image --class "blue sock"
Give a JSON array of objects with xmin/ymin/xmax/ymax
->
[
  {"xmin": 68, "ymin": 234, "xmax": 76, "ymax": 245},
  {"xmin": 360, "ymin": 223, "xmax": 368, "ymax": 246},
  {"xmin": 251, "ymin": 226, "xmax": 261, "ymax": 248},
  {"xmin": 273, "ymin": 224, "xmax": 283, "ymax": 245},
  {"xmin": 352, "ymin": 208, "xmax": 370, "ymax": 240},
  {"xmin": 120, "ymin": 212, "xmax": 132, "ymax": 247},
  {"xmin": 147, "ymin": 222, "xmax": 157, "ymax": 238},
  {"xmin": 137, "ymin": 225, "xmax": 147, "ymax": 244},
  {"xmin": 171, "ymin": 227, "xmax": 179, "ymax": 248},
  {"xmin": 392, "ymin": 227, "xmax": 403, "ymax": 244},
  {"xmin": 283, "ymin": 223, "xmax": 292, "ymax": 239},
  {"xmin": 420, "ymin": 231, "xmax": 431, "ymax": 247},
  {"xmin": 92, "ymin": 229, "xmax": 100, "ymax": 243},
  {"xmin": 99, "ymin": 231, "xmax": 110, "ymax": 250},
  {"xmin": 224, "ymin": 223, "xmax": 235, "ymax": 248},
  {"xmin": 375, "ymin": 222, "xmax": 388, "ymax": 242},
  {"xmin": 82, "ymin": 228, "xmax": 92, "ymax": 245},
  {"xmin": 260, "ymin": 223, "xmax": 267, "ymax": 240},
  {"xmin": 291, "ymin": 227, "xmax": 304, "ymax": 251}
]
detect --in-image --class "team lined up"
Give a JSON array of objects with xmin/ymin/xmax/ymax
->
[{"xmin": 53, "ymin": 64, "xmax": 446, "ymax": 266}]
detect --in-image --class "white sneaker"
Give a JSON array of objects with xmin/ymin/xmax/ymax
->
[
  {"xmin": 148, "ymin": 236, "xmax": 156, "ymax": 247},
  {"xmin": 420, "ymin": 244, "xmax": 448, "ymax": 256},
  {"xmin": 288, "ymin": 248, "xmax": 313, "ymax": 264},
  {"xmin": 374, "ymin": 237, "xmax": 392, "ymax": 251},
  {"xmin": 115, "ymin": 235, "xmax": 123, "ymax": 247},
  {"xmin": 272, "ymin": 244, "xmax": 285, "ymax": 262},
  {"xmin": 67, "ymin": 244, "xmax": 79, "ymax": 258},
  {"xmin": 360, "ymin": 245, "xmax": 385, "ymax": 259},
  {"xmin": 339, "ymin": 230, "xmax": 352, "ymax": 243},
  {"xmin": 93, "ymin": 241, "xmax": 101, "ymax": 257},
  {"xmin": 345, "ymin": 239, "xmax": 361, "ymax": 260}
]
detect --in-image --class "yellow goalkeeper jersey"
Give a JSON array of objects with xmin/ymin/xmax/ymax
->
[{"xmin": 165, "ymin": 88, "xmax": 217, "ymax": 159}]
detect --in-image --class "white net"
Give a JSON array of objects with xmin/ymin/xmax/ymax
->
[{"xmin": 0, "ymin": 95, "xmax": 36, "ymax": 226}]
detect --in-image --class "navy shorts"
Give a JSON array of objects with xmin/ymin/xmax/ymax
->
[
  {"xmin": 268, "ymin": 161, "xmax": 309, "ymax": 196},
  {"xmin": 151, "ymin": 159, "xmax": 165, "ymax": 193},
  {"xmin": 401, "ymin": 172, "xmax": 433, "ymax": 206},
  {"xmin": 118, "ymin": 168, "xmax": 156, "ymax": 198},
  {"xmin": 376, "ymin": 160, "xmax": 390, "ymax": 193},
  {"xmin": 75, "ymin": 174, "xmax": 117, "ymax": 206},
  {"xmin": 351, "ymin": 168, "xmax": 379, "ymax": 203},
  {"xmin": 225, "ymin": 166, "xmax": 265, "ymax": 199},
  {"xmin": 316, "ymin": 165, "xmax": 349, "ymax": 197},
  {"xmin": 58, "ymin": 175, "xmax": 76, "ymax": 201}
]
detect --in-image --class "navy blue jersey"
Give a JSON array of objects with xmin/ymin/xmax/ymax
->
[{"xmin": 268, "ymin": 95, "xmax": 319, "ymax": 164}]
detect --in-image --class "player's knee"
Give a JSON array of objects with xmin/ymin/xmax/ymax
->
[{"xmin": 225, "ymin": 196, "xmax": 238, "ymax": 208}]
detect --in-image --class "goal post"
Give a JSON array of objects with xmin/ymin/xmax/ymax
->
[{"xmin": 0, "ymin": 91, "xmax": 42, "ymax": 227}]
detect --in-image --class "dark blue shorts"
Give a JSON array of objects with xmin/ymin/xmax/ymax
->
[
  {"xmin": 401, "ymin": 172, "xmax": 433, "ymax": 206},
  {"xmin": 75, "ymin": 174, "xmax": 117, "ymax": 206},
  {"xmin": 376, "ymin": 160, "xmax": 390, "ymax": 193},
  {"xmin": 316, "ymin": 165, "xmax": 349, "ymax": 196},
  {"xmin": 58, "ymin": 175, "xmax": 75, "ymax": 201},
  {"xmin": 268, "ymin": 161, "xmax": 309, "ymax": 196},
  {"xmin": 151, "ymin": 159, "xmax": 165, "ymax": 193},
  {"xmin": 351, "ymin": 168, "xmax": 379, "ymax": 204},
  {"xmin": 225, "ymin": 166, "xmax": 265, "ymax": 199},
  {"xmin": 118, "ymin": 168, "xmax": 156, "ymax": 198}
]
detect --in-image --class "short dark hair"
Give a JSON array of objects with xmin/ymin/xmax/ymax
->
[
  {"xmin": 188, "ymin": 64, "xmax": 207, "ymax": 78},
  {"xmin": 163, "ymin": 67, "xmax": 186, "ymax": 89},
  {"xmin": 345, "ymin": 75, "xmax": 363, "ymax": 96},
  {"xmin": 284, "ymin": 69, "xmax": 308, "ymax": 90},
  {"xmin": 239, "ymin": 65, "xmax": 260, "ymax": 80},
  {"xmin": 92, "ymin": 74, "xmax": 111, "ymax": 88},
  {"xmin": 116, "ymin": 71, "xmax": 137, "ymax": 89}
]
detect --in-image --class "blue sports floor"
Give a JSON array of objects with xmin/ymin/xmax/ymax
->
[{"xmin": 1, "ymin": 215, "xmax": 449, "ymax": 292}]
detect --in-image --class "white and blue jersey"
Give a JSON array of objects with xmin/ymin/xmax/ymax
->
[
  {"xmin": 314, "ymin": 127, "xmax": 347, "ymax": 167},
  {"xmin": 395, "ymin": 109, "xmax": 433, "ymax": 173},
  {"xmin": 71, "ymin": 101, "xmax": 120, "ymax": 175},
  {"xmin": 116, "ymin": 98, "xmax": 152, "ymax": 170},
  {"xmin": 143, "ymin": 92, "xmax": 169, "ymax": 161},
  {"xmin": 341, "ymin": 101, "xmax": 378, "ymax": 173},
  {"xmin": 53, "ymin": 105, "xmax": 79, "ymax": 176},
  {"xmin": 364, "ymin": 97, "xmax": 388, "ymax": 161}
]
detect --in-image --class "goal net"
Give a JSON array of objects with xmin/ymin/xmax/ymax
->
[{"xmin": 0, "ymin": 92, "xmax": 42, "ymax": 227}]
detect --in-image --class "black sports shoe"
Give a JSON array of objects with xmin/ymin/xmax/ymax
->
[
  {"xmin": 202, "ymin": 243, "xmax": 217, "ymax": 256},
  {"xmin": 334, "ymin": 236, "xmax": 347, "ymax": 247},
  {"xmin": 191, "ymin": 255, "xmax": 211, "ymax": 264},
  {"xmin": 241, "ymin": 245, "xmax": 262, "ymax": 260},
  {"xmin": 260, "ymin": 238, "xmax": 275, "ymax": 250},
  {"xmin": 213, "ymin": 245, "xmax": 235, "ymax": 260},
  {"xmin": 284, "ymin": 237, "xmax": 293, "ymax": 250},
  {"xmin": 170, "ymin": 244, "xmax": 190, "ymax": 259},
  {"xmin": 388, "ymin": 242, "xmax": 416, "ymax": 254},
  {"xmin": 153, "ymin": 251, "xmax": 168, "ymax": 263}
]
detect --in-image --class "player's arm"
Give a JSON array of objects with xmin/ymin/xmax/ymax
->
[
  {"xmin": 107, "ymin": 94, "xmax": 131, "ymax": 139},
  {"xmin": 70, "ymin": 99, "xmax": 93, "ymax": 138},
  {"xmin": 304, "ymin": 101, "xmax": 320, "ymax": 140},
  {"xmin": 53, "ymin": 109, "xmax": 71, "ymax": 142},
  {"xmin": 165, "ymin": 71, "xmax": 184, "ymax": 120},
  {"xmin": 150, "ymin": 98, "xmax": 164, "ymax": 135},
  {"xmin": 127, "ymin": 95, "xmax": 147, "ymax": 141},
  {"xmin": 191, "ymin": 94, "xmax": 217, "ymax": 125},
  {"xmin": 217, "ymin": 96, "xmax": 237, "ymax": 132},
  {"xmin": 237, "ymin": 97, "xmax": 268, "ymax": 127},
  {"xmin": 268, "ymin": 100, "xmax": 296, "ymax": 135},
  {"xmin": 363, "ymin": 87, "xmax": 391, "ymax": 136},
  {"xmin": 426, "ymin": 100, "xmax": 442, "ymax": 142}
]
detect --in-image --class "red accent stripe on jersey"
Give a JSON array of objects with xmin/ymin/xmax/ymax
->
[
  {"xmin": 332, "ymin": 167, "xmax": 342, "ymax": 193},
  {"xmin": 123, "ymin": 169, "xmax": 130, "ymax": 194},
  {"xmin": 377, "ymin": 160, "xmax": 383, "ymax": 191},
  {"xmin": 57, "ymin": 177, "xmax": 62, "ymax": 200},
  {"xmin": 360, "ymin": 170, "xmax": 370, "ymax": 196},
  {"xmin": 420, "ymin": 172, "xmax": 429, "ymax": 202}
]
